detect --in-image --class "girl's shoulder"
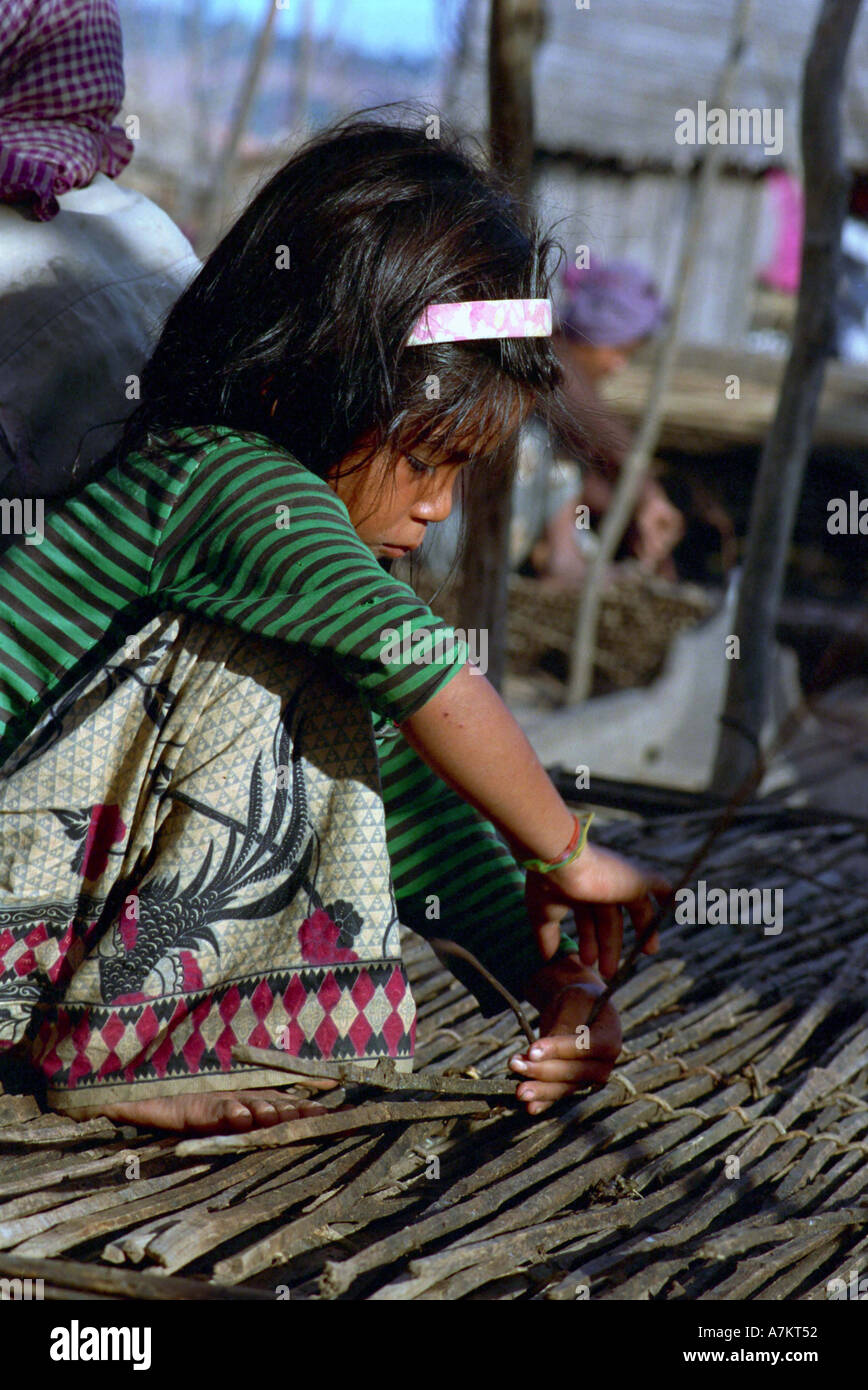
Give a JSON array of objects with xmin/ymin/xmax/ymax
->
[
  {"xmin": 151, "ymin": 423, "xmax": 296, "ymax": 465},
  {"xmin": 151, "ymin": 425, "xmax": 328, "ymax": 490},
  {"xmin": 123, "ymin": 424, "xmax": 336, "ymax": 505},
  {"xmin": 131, "ymin": 425, "xmax": 359, "ymax": 556},
  {"xmin": 170, "ymin": 424, "xmax": 282, "ymax": 449}
]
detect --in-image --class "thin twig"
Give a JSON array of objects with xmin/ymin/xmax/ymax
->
[
  {"xmin": 230, "ymin": 1044, "xmax": 516, "ymax": 1094},
  {"xmin": 175, "ymin": 1099, "xmax": 490, "ymax": 1157},
  {"xmin": 428, "ymin": 937, "xmax": 536, "ymax": 1045},
  {"xmin": 584, "ymin": 698, "xmax": 819, "ymax": 1025}
]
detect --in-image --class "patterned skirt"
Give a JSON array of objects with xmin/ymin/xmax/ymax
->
[{"xmin": 0, "ymin": 612, "xmax": 415, "ymax": 1112}]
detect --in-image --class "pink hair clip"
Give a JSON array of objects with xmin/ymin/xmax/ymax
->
[{"xmin": 406, "ymin": 298, "xmax": 552, "ymax": 346}]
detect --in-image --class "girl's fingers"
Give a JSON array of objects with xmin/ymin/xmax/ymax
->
[
  {"xmin": 525, "ymin": 873, "xmax": 570, "ymax": 961},
  {"xmin": 517, "ymin": 1063, "xmax": 614, "ymax": 1108},
  {"xmin": 649, "ymin": 873, "xmax": 674, "ymax": 900},
  {"xmin": 595, "ymin": 903, "xmax": 623, "ymax": 978},
  {"xmin": 511, "ymin": 1056, "xmax": 612, "ymax": 1084},
  {"xmin": 512, "ymin": 1032, "xmax": 620, "ymax": 1069},
  {"xmin": 626, "ymin": 894, "xmax": 660, "ymax": 954},
  {"xmin": 552, "ymin": 854, "xmax": 671, "ymax": 967},
  {"xmin": 572, "ymin": 902, "xmax": 624, "ymax": 977},
  {"xmin": 577, "ymin": 911, "xmax": 599, "ymax": 968},
  {"xmin": 519, "ymin": 1081, "xmax": 571, "ymax": 1106},
  {"xmin": 535, "ymin": 918, "xmax": 562, "ymax": 961}
]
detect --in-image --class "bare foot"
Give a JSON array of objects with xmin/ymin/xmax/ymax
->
[{"xmin": 54, "ymin": 1088, "xmax": 331, "ymax": 1135}]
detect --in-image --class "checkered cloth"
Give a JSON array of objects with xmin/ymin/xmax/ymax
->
[{"xmin": 0, "ymin": 0, "xmax": 133, "ymax": 221}]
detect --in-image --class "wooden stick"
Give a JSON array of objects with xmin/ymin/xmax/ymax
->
[
  {"xmin": 0, "ymin": 1116, "xmax": 119, "ymax": 1147},
  {"xmin": 428, "ymin": 938, "xmax": 536, "ymax": 1046},
  {"xmin": 230, "ymin": 1043, "xmax": 517, "ymax": 1094},
  {"xmin": 712, "ymin": 0, "xmax": 865, "ymax": 794},
  {"xmin": 175, "ymin": 1098, "xmax": 490, "ymax": 1157},
  {"xmin": 568, "ymin": 0, "xmax": 756, "ymax": 702},
  {"xmin": 141, "ymin": 1137, "xmax": 375, "ymax": 1276},
  {"xmin": 0, "ymin": 1251, "xmax": 271, "ymax": 1300}
]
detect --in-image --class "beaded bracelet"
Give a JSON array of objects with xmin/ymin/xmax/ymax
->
[{"xmin": 518, "ymin": 812, "xmax": 594, "ymax": 875}]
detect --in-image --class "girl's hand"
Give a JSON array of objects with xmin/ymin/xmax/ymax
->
[
  {"xmin": 524, "ymin": 840, "xmax": 671, "ymax": 979},
  {"xmin": 510, "ymin": 959, "xmax": 621, "ymax": 1114}
]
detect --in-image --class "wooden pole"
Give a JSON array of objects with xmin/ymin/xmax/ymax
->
[
  {"xmin": 184, "ymin": 0, "xmax": 213, "ymax": 233},
  {"xmin": 487, "ymin": 0, "xmax": 540, "ymax": 185},
  {"xmin": 457, "ymin": 0, "xmax": 542, "ymax": 692},
  {"xmin": 198, "ymin": 0, "xmax": 280, "ymax": 251},
  {"xmin": 288, "ymin": 0, "xmax": 315, "ymax": 136},
  {"xmin": 710, "ymin": 0, "xmax": 863, "ymax": 796},
  {"xmin": 441, "ymin": 0, "xmax": 474, "ymax": 111},
  {"xmin": 566, "ymin": 0, "xmax": 754, "ymax": 704}
]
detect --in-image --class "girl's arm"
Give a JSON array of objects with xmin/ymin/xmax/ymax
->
[
  {"xmin": 378, "ymin": 721, "xmax": 632, "ymax": 1115},
  {"xmin": 377, "ymin": 724, "xmax": 542, "ymax": 1013},
  {"xmin": 399, "ymin": 662, "xmax": 668, "ymax": 965},
  {"xmin": 398, "ymin": 663, "xmax": 583, "ymax": 872},
  {"xmin": 395, "ymin": 669, "xmax": 669, "ymax": 1116}
]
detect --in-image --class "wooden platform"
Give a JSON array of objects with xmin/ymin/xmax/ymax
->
[
  {"xmin": 1, "ymin": 806, "xmax": 866, "ymax": 1302},
  {"xmin": 601, "ymin": 344, "xmax": 868, "ymax": 453}
]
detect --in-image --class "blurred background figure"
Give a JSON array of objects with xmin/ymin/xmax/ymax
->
[
  {"xmin": 527, "ymin": 258, "xmax": 685, "ymax": 585},
  {"xmin": 0, "ymin": 0, "xmax": 198, "ymax": 513},
  {"xmin": 418, "ymin": 259, "xmax": 682, "ymax": 590}
]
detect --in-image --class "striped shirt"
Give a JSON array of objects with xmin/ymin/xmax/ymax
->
[{"xmin": 0, "ymin": 426, "xmax": 540, "ymax": 1009}]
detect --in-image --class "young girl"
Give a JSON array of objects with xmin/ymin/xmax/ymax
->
[{"xmin": 0, "ymin": 114, "xmax": 668, "ymax": 1135}]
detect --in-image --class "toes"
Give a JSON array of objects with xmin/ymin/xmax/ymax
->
[
  {"xmin": 241, "ymin": 1097, "xmax": 282, "ymax": 1127},
  {"xmin": 57, "ymin": 1086, "xmax": 331, "ymax": 1138},
  {"xmin": 218, "ymin": 1098, "xmax": 257, "ymax": 1132},
  {"xmin": 226, "ymin": 1091, "xmax": 329, "ymax": 1131}
]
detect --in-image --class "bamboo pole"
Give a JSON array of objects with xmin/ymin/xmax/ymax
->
[
  {"xmin": 198, "ymin": 0, "xmax": 280, "ymax": 251},
  {"xmin": 288, "ymin": 0, "xmax": 315, "ymax": 136},
  {"xmin": 711, "ymin": 0, "xmax": 864, "ymax": 795},
  {"xmin": 566, "ymin": 0, "xmax": 755, "ymax": 703},
  {"xmin": 457, "ymin": 0, "xmax": 543, "ymax": 691}
]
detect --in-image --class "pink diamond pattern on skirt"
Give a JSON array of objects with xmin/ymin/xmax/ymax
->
[{"xmin": 29, "ymin": 963, "xmax": 416, "ymax": 1101}]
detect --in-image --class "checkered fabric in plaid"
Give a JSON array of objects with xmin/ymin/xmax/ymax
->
[{"xmin": 0, "ymin": 0, "xmax": 133, "ymax": 219}]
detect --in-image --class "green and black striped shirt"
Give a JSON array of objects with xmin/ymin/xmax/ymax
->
[{"xmin": 0, "ymin": 427, "xmax": 539, "ymax": 1009}]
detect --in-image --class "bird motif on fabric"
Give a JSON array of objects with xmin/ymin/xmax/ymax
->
[{"xmin": 97, "ymin": 689, "xmax": 319, "ymax": 1002}]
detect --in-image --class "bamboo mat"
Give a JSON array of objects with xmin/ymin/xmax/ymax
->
[{"xmin": 1, "ymin": 806, "xmax": 866, "ymax": 1301}]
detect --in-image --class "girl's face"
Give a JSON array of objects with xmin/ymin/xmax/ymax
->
[{"xmin": 327, "ymin": 438, "xmax": 469, "ymax": 560}]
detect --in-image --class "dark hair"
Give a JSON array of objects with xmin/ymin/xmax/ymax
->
[{"xmin": 86, "ymin": 107, "xmax": 586, "ymax": 582}]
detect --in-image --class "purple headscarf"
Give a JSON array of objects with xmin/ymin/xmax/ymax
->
[
  {"xmin": 0, "ymin": 0, "xmax": 134, "ymax": 221},
  {"xmin": 558, "ymin": 260, "xmax": 667, "ymax": 348}
]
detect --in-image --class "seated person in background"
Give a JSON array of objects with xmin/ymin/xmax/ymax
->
[
  {"xmin": 415, "ymin": 415, "xmax": 579, "ymax": 591},
  {"xmin": 0, "ymin": 0, "xmax": 199, "ymax": 515},
  {"xmin": 530, "ymin": 260, "xmax": 685, "ymax": 585}
]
